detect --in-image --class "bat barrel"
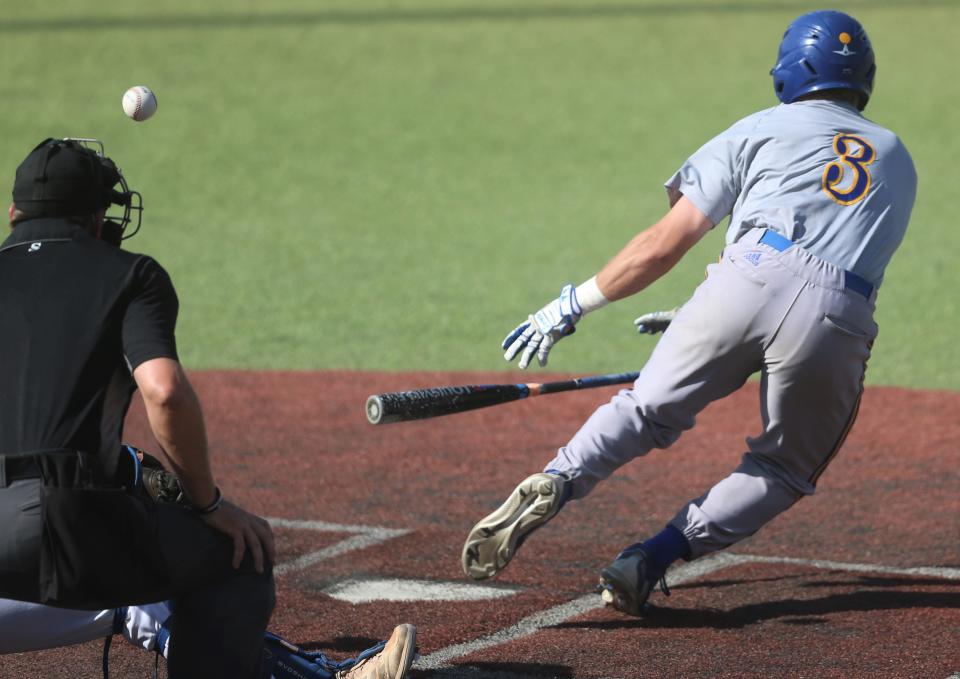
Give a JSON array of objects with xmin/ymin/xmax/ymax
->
[
  {"xmin": 365, "ymin": 394, "xmax": 389, "ymax": 424},
  {"xmin": 366, "ymin": 384, "xmax": 526, "ymax": 425}
]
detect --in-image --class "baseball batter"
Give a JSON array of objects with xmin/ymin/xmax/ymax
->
[{"xmin": 462, "ymin": 10, "xmax": 917, "ymax": 615}]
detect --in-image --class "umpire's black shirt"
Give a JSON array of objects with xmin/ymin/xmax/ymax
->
[{"xmin": 0, "ymin": 218, "xmax": 178, "ymax": 479}]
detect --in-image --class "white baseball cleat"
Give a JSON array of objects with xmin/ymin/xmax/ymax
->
[
  {"xmin": 337, "ymin": 624, "xmax": 416, "ymax": 679},
  {"xmin": 462, "ymin": 472, "xmax": 569, "ymax": 580}
]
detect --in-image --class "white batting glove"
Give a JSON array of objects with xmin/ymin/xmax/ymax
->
[
  {"xmin": 634, "ymin": 308, "xmax": 678, "ymax": 335},
  {"xmin": 503, "ymin": 284, "xmax": 582, "ymax": 369}
]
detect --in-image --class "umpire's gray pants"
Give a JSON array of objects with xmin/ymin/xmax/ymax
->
[
  {"xmin": 0, "ymin": 479, "xmax": 275, "ymax": 679},
  {"xmin": 546, "ymin": 228, "xmax": 877, "ymax": 558}
]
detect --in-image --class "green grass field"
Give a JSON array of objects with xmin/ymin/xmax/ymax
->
[{"xmin": 1, "ymin": 0, "xmax": 956, "ymax": 388}]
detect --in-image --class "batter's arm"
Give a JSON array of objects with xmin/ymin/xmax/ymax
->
[
  {"xmin": 595, "ymin": 196, "xmax": 713, "ymax": 301},
  {"xmin": 500, "ymin": 196, "xmax": 712, "ymax": 369}
]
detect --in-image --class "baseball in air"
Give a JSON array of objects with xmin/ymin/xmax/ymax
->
[{"xmin": 122, "ymin": 86, "xmax": 158, "ymax": 122}]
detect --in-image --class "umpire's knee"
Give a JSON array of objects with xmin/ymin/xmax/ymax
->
[{"xmin": 167, "ymin": 571, "xmax": 275, "ymax": 679}]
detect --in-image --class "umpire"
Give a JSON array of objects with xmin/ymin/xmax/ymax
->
[{"xmin": 0, "ymin": 138, "xmax": 275, "ymax": 678}]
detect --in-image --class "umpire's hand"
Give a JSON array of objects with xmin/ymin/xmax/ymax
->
[{"xmin": 202, "ymin": 500, "xmax": 276, "ymax": 573}]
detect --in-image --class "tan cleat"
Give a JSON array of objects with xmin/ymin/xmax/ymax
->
[
  {"xmin": 337, "ymin": 624, "xmax": 416, "ymax": 679},
  {"xmin": 462, "ymin": 472, "xmax": 569, "ymax": 580}
]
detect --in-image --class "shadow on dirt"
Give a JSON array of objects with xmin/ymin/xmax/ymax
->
[
  {"xmin": 557, "ymin": 589, "xmax": 960, "ymax": 630},
  {"xmin": 672, "ymin": 573, "xmax": 960, "ymax": 591},
  {"xmin": 414, "ymin": 663, "xmax": 573, "ymax": 678}
]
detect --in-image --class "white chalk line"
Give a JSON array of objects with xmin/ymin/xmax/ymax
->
[
  {"xmin": 417, "ymin": 551, "xmax": 960, "ymax": 673},
  {"xmin": 266, "ymin": 517, "xmax": 409, "ymax": 577},
  {"xmin": 267, "ymin": 518, "xmax": 405, "ymax": 534},
  {"xmin": 739, "ymin": 554, "xmax": 960, "ymax": 580},
  {"xmin": 263, "ymin": 521, "xmax": 959, "ymax": 676},
  {"xmin": 416, "ymin": 552, "xmax": 742, "ymax": 671}
]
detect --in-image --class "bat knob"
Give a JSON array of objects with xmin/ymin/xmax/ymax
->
[{"xmin": 365, "ymin": 395, "xmax": 383, "ymax": 425}]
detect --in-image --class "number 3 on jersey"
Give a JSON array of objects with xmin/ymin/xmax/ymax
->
[{"xmin": 822, "ymin": 133, "xmax": 876, "ymax": 205}]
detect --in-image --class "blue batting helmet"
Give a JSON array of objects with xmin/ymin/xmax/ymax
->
[{"xmin": 771, "ymin": 10, "xmax": 875, "ymax": 110}]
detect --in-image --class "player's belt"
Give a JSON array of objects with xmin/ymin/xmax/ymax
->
[
  {"xmin": 758, "ymin": 230, "xmax": 875, "ymax": 299},
  {"xmin": 0, "ymin": 455, "xmax": 40, "ymax": 487}
]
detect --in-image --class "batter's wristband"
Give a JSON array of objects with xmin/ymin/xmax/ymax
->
[
  {"xmin": 575, "ymin": 276, "xmax": 610, "ymax": 314},
  {"xmin": 194, "ymin": 486, "xmax": 223, "ymax": 515}
]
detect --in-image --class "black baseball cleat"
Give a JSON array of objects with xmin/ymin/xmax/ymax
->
[
  {"xmin": 597, "ymin": 544, "xmax": 670, "ymax": 616},
  {"xmin": 462, "ymin": 472, "xmax": 569, "ymax": 580}
]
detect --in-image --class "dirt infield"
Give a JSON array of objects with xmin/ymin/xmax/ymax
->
[{"xmin": 3, "ymin": 371, "xmax": 958, "ymax": 678}]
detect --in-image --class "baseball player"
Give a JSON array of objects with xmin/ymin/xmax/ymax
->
[{"xmin": 462, "ymin": 10, "xmax": 917, "ymax": 616}]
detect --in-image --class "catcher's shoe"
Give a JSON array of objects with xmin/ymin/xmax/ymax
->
[
  {"xmin": 336, "ymin": 624, "xmax": 417, "ymax": 679},
  {"xmin": 597, "ymin": 544, "xmax": 671, "ymax": 616},
  {"xmin": 462, "ymin": 472, "xmax": 569, "ymax": 580}
]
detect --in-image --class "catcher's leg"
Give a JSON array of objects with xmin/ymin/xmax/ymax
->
[{"xmin": 0, "ymin": 599, "xmax": 117, "ymax": 653}]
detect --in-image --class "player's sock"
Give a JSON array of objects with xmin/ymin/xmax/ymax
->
[
  {"xmin": 543, "ymin": 469, "xmax": 573, "ymax": 508},
  {"xmin": 636, "ymin": 525, "xmax": 691, "ymax": 575}
]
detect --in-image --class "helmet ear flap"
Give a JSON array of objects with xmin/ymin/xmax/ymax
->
[{"xmin": 864, "ymin": 62, "xmax": 877, "ymax": 89}]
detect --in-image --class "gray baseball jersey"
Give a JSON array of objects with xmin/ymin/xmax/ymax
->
[
  {"xmin": 665, "ymin": 99, "xmax": 917, "ymax": 287},
  {"xmin": 546, "ymin": 98, "xmax": 917, "ymax": 559}
]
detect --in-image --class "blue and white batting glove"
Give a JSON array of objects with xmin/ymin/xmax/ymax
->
[
  {"xmin": 633, "ymin": 308, "xmax": 678, "ymax": 335},
  {"xmin": 503, "ymin": 284, "xmax": 582, "ymax": 369}
]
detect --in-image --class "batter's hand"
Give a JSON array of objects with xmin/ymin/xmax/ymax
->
[
  {"xmin": 202, "ymin": 499, "xmax": 276, "ymax": 573},
  {"xmin": 503, "ymin": 284, "xmax": 582, "ymax": 369},
  {"xmin": 634, "ymin": 308, "xmax": 678, "ymax": 335}
]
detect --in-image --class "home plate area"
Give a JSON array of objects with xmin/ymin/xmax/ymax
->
[
  {"xmin": 7, "ymin": 371, "xmax": 957, "ymax": 678},
  {"xmin": 267, "ymin": 520, "xmax": 960, "ymax": 679},
  {"xmin": 268, "ymin": 517, "xmax": 519, "ymax": 603}
]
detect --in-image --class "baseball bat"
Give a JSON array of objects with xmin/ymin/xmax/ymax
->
[{"xmin": 365, "ymin": 371, "xmax": 640, "ymax": 425}]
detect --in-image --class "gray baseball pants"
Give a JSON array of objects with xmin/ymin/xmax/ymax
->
[{"xmin": 546, "ymin": 228, "xmax": 877, "ymax": 558}]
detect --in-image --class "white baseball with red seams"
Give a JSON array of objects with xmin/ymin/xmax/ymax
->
[{"xmin": 122, "ymin": 86, "xmax": 157, "ymax": 121}]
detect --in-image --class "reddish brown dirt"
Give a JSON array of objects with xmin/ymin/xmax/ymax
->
[{"xmin": 2, "ymin": 371, "xmax": 958, "ymax": 679}]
